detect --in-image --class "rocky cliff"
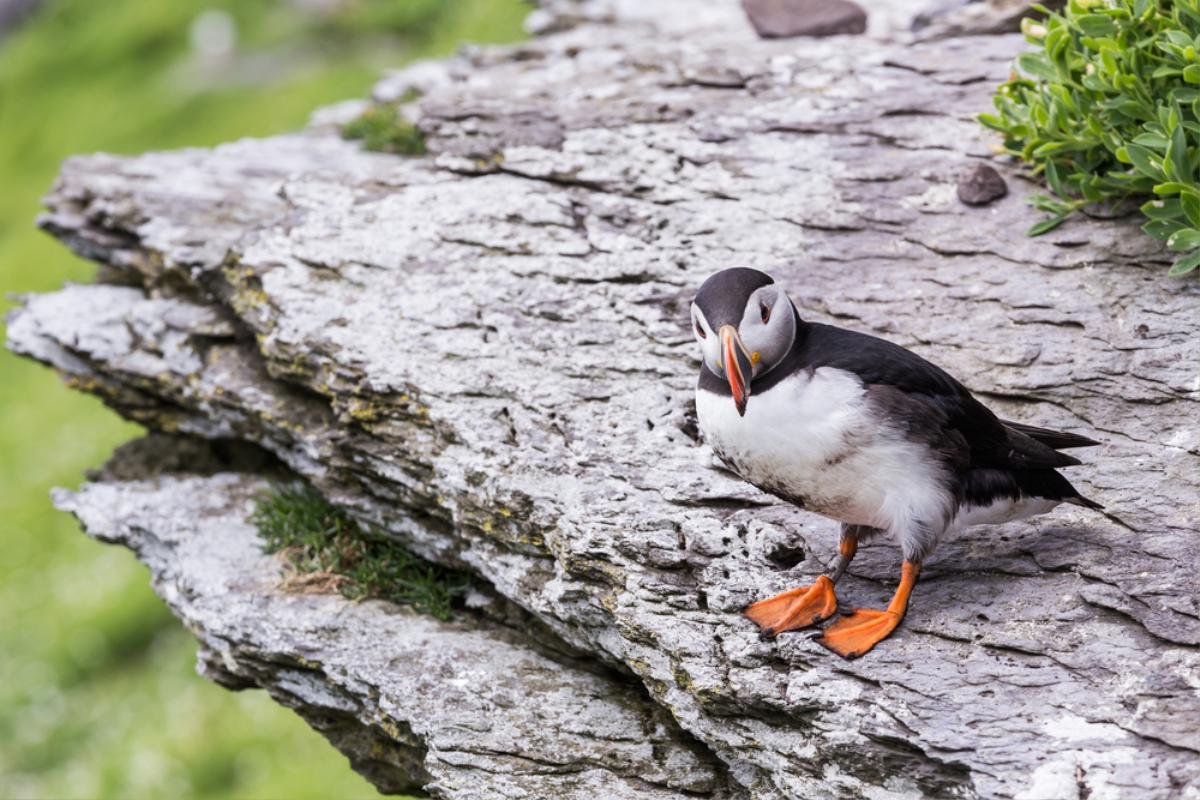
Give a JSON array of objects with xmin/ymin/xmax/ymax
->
[{"xmin": 9, "ymin": 1, "xmax": 1199, "ymax": 798}]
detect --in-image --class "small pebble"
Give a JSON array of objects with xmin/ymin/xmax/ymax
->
[{"xmin": 957, "ymin": 163, "xmax": 1008, "ymax": 206}]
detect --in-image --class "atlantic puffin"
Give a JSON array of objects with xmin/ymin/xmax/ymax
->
[{"xmin": 690, "ymin": 267, "xmax": 1101, "ymax": 659}]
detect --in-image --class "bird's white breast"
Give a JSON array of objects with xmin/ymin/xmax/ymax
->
[{"xmin": 695, "ymin": 368, "xmax": 952, "ymax": 540}]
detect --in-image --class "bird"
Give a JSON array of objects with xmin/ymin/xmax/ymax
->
[{"xmin": 690, "ymin": 267, "xmax": 1102, "ymax": 659}]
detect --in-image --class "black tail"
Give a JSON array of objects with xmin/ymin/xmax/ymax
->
[
  {"xmin": 980, "ymin": 425, "xmax": 1132, "ymax": 530},
  {"xmin": 1007, "ymin": 468, "xmax": 1099, "ymax": 509},
  {"xmin": 1019, "ymin": 471, "xmax": 1138, "ymax": 532},
  {"xmin": 1002, "ymin": 420, "xmax": 1100, "ymax": 450},
  {"xmin": 1065, "ymin": 494, "xmax": 1103, "ymax": 511}
]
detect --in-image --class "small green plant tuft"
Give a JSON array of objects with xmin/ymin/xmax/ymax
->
[
  {"xmin": 252, "ymin": 484, "xmax": 470, "ymax": 620},
  {"xmin": 980, "ymin": 0, "xmax": 1200, "ymax": 276},
  {"xmin": 341, "ymin": 103, "xmax": 427, "ymax": 155}
]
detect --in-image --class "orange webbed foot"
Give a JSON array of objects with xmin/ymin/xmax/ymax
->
[
  {"xmin": 814, "ymin": 607, "xmax": 902, "ymax": 659},
  {"xmin": 745, "ymin": 575, "xmax": 838, "ymax": 639},
  {"xmin": 814, "ymin": 559, "xmax": 920, "ymax": 659}
]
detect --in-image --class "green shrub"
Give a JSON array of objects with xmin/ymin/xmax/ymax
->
[
  {"xmin": 253, "ymin": 484, "xmax": 470, "ymax": 620},
  {"xmin": 980, "ymin": 0, "xmax": 1200, "ymax": 276},
  {"xmin": 342, "ymin": 103, "xmax": 426, "ymax": 155}
]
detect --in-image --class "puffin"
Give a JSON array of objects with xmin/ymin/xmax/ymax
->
[{"xmin": 690, "ymin": 267, "xmax": 1102, "ymax": 659}]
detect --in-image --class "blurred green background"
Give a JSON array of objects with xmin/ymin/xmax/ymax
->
[{"xmin": 0, "ymin": 1, "xmax": 527, "ymax": 797}]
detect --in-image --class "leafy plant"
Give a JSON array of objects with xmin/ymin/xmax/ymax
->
[
  {"xmin": 980, "ymin": 0, "xmax": 1200, "ymax": 276},
  {"xmin": 253, "ymin": 484, "xmax": 470, "ymax": 620}
]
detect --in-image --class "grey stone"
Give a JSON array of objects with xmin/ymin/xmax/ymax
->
[
  {"xmin": 957, "ymin": 162, "xmax": 1008, "ymax": 205},
  {"xmin": 913, "ymin": 0, "xmax": 1066, "ymax": 39},
  {"xmin": 741, "ymin": 0, "xmax": 867, "ymax": 38},
  {"xmin": 8, "ymin": 0, "xmax": 1200, "ymax": 798}
]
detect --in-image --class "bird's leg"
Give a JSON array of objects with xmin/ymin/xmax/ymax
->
[
  {"xmin": 816, "ymin": 560, "xmax": 920, "ymax": 659},
  {"xmin": 745, "ymin": 527, "xmax": 860, "ymax": 639}
]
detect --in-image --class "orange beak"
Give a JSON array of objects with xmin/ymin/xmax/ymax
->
[{"xmin": 720, "ymin": 325, "xmax": 753, "ymax": 416}]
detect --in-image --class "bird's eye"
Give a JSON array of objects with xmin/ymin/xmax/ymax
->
[
  {"xmin": 695, "ymin": 321, "xmax": 707, "ymax": 339},
  {"xmin": 760, "ymin": 303, "xmax": 771, "ymax": 324}
]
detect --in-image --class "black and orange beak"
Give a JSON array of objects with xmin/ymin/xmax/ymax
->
[{"xmin": 719, "ymin": 325, "xmax": 754, "ymax": 416}]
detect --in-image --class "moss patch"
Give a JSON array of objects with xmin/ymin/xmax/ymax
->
[
  {"xmin": 253, "ymin": 484, "xmax": 469, "ymax": 620},
  {"xmin": 342, "ymin": 104, "xmax": 426, "ymax": 155}
]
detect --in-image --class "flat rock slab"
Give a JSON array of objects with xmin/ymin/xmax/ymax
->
[{"xmin": 8, "ymin": 0, "xmax": 1200, "ymax": 798}]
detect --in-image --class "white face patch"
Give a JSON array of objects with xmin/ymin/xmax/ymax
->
[
  {"xmin": 691, "ymin": 288, "xmax": 797, "ymax": 382},
  {"xmin": 735, "ymin": 286, "xmax": 795, "ymax": 376},
  {"xmin": 696, "ymin": 367, "xmax": 955, "ymax": 561},
  {"xmin": 690, "ymin": 303, "xmax": 723, "ymax": 377}
]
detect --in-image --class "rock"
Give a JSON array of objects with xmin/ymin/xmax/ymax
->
[
  {"xmin": 740, "ymin": 0, "xmax": 867, "ymax": 38},
  {"xmin": 9, "ymin": 0, "xmax": 1200, "ymax": 798},
  {"xmin": 54, "ymin": 447, "xmax": 729, "ymax": 799},
  {"xmin": 957, "ymin": 162, "xmax": 1008, "ymax": 205},
  {"xmin": 913, "ymin": 0, "xmax": 1066, "ymax": 39}
]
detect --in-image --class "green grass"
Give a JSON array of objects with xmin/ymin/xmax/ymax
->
[
  {"xmin": 342, "ymin": 102, "xmax": 427, "ymax": 155},
  {"xmin": 254, "ymin": 485, "xmax": 471, "ymax": 621},
  {"xmin": 0, "ymin": 1, "xmax": 527, "ymax": 797}
]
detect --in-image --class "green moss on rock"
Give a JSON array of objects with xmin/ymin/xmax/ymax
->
[{"xmin": 342, "ymin": 104, "xmax": 426, "ymax": 155}]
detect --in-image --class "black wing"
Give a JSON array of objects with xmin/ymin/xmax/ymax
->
[{"xmin": 791, "ymin": 323, "xmax": 1087, "ymax": 471}]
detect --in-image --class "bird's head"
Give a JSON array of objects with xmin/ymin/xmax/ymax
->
[{"xmin": 691, "ymin": 267, "xmax": 797, "ymax": 417}]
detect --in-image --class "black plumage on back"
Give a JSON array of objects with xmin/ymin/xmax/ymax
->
[{"xmin": 783, "ymin": 323, "xmax": 1093, "ymax": 473}]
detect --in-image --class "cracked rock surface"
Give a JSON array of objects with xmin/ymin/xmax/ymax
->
[
  {"xmin": 55, "ymin": 442, "xmax": 727, "ymax": 800},
  {"xmin": 8, "ymin": 0, "xmax": 1199, "ymax": 797}
]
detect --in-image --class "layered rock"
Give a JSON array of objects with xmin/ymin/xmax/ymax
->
[
  {"xmin": 57, "ymin": 440, "xmax": 727, "ymax": 799},
  {"xmin": 9, "ymin": 0, "xmax": 1199, "ymax": 797}
]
